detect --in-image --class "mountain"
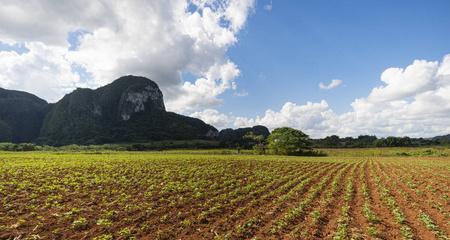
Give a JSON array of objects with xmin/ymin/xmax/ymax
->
[
  {"xmin": 38, "ymin": 76, "xmax": 218, "ymax": 145},
  {"xmin": 432, "ymin": 134, "xmax": 450, "ymax": 144},
  {"xmin": 219, "ymin": 125, "xmax": 270, "ymax": 147},
  {"xmin": 0, "ymin": 88, "xmax": 49, "ymax": 142},
  {"xmin": 1, "ymin": 76, "xmax": 218, "ymax": 145}
]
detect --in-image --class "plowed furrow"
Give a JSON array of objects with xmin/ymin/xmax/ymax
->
[
  {"xmin": 374, "ymin": 161, "xmax": 436, "ymax": 240},
  {"xmin": 378, "ymin": 162, "xmax": 450, "ymax": 239},
  {"xmin": 287, "ymin": 162, "xmax": 354, "ymax": 239},
  {"xmin": 315, "ymin": 162, "xmax": 359, "ymax": 239},
  {"xmin": 366, "ymin": 159, "xmax": 404, "ymax": 239},
  {"xmin": 228, "ymin": 163, "xmax": 344, "ymax": 239}
]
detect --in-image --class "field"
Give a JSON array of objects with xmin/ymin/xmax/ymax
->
[{"xmin": 0, "ymin": 150, "xmax": 449, "ymax": 239}]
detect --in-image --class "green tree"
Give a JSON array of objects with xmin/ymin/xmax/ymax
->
[
  {"xmin": 267, "ymin": 127, "xmax": 311, "ymax": 155},
  {"xmin": 322, "ymin": 135, "xmax": 341, "ymax": 147}
]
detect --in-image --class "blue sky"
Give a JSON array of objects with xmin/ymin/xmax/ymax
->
[
  {"xmin": 0, "ymin": 42, "xmax": 29, "ymax": 54},
  {"xmin": 221, "ymin": 0, "xmax": 450, "ymax": 117}
]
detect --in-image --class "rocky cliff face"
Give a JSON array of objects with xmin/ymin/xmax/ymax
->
[
  {"xmin": 0, "ymin": 88, "xmax": 48, "ymax": 142},
  {"xmin": 117, "ymin": 79, "xmax": 165, "ymax": 121},
  {"xmin": 38, "ymin": 75, "xmax": 217, "ymax": 145}
]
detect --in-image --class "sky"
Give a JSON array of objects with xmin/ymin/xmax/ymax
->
[{"xmin": 1, "ymin": 0, "xmax": 450, "ymax": 138}]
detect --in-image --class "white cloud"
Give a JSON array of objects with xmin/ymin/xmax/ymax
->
[
  {"xmin": 0, "ymin": 42, "xmax": 81, "ymax": 102},
  {"xmin": 191, "ymin": 101, "xmax": 337, "ymax": 135},
  {"xmin": 194, "ymin": 54, "xmax": 450, "ymax": 138},
  {"xmin": 0, "ymin": 0, "xmax": 255, "ymax": 111},
  {"xmin": 190, "ymin": 108, "xmax": 255, "ymax": 129},
  {"xmin": 190, "ymin": 109, "xmax": 233, "ymax": 129},
  {"xmin": 225, "ymin": 0, "xmax": 255, "ymax": 31},
  {"xmin": 368, "ymin": 60, "xmax": 438, "ymax": 102},
  {"xmin": 234, "ymin": 90, "xmax": 249, "ymax": 97},
  {"xmin": 234, "ymin": 116, "xmax": 255, "ymax": 128},
  {"xmin": 264, "ymin": 1, "xmax": 273, "ymax": 11},
  {"xmin": 0, "ymin": 1, "xmax": 117, "ymax": 46},
  {"xmin": 319, "ymin": 79, "xmax": 343, "ymax": 90},
  {"xmin": 254, "ymin": 101, "xmax": 332, "ymax": 130},
  {"xmin": 166, "ymin": 61, "xmax": 240, "ymax": 112},
  {"xmin": 2, "ymin": 1, "xmax": 450, "ymax": 138}
]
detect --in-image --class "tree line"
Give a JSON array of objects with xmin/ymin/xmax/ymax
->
[
  {"xmin": 312, "ymin": 135, "xmax": 441, "ymax": 148},
  {"xmin": 219, "ymin": 127, "xmax": 448, "ymax": 156},
  {"xmin": 1, "ymin": 126, "xmax": 448, "ymax": 154}
]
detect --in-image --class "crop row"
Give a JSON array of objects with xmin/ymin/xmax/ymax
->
[{"xmin": 0, "ymin": 152, "xmax": 449, "ymax": 239}]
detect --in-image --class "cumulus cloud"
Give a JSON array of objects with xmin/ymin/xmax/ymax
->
[
  {"xmin": 0, "ymin": 42, "xmax": 81, "ymax": 102},
  {"xmin": 2, "ymin": 1, "xmax": 450, "ymax": 138},
  {"xmin": 194, "ymin": 54, "xmax": 450, "ymax": 138},
  {"xmin": 0, "ymin": 0, "xmax": 255, "ymax": 112},
  {"xmin": 190, "ymin": 109, "xmax": 233, "ymax": 129},
  {"xmin": 253, "ymin": 101, "xmax": 336, "ymax": 135},
  {"xmin": 166, "ymin": 61, "xmax": 240, "ymax": 112},
  {"xmin": 368, "ymin": 60, "xmax": 438, "ymax": 102},
  {"xmin": 0, "ymin": 1, "xmax": 116, "ymax": 46},
  {"xmin": 191, "ymin": 101, "xmax": 338, "ymax": 137},
  {"xmin": 319, "ymin": 79, "xmax": 343, "ymax": 90},
  {"xmin": 190, "ymin": 108, "xmax": 256, "ymax": 129}
]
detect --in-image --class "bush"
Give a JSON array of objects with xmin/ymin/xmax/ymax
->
[{"xmin": 0, "ymin": 143, "xmax": 40, "ymax": 151}]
